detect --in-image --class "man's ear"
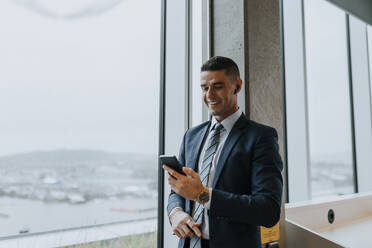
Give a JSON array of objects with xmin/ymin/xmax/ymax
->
[
  {"xmin": 234, "ymin": 79, "xmax": 243, "ymax": 94},
  {"xmin": 234, "ymin": 85, "xmax": 240, "ymax": 94},
  {"xmin": 234, "ymin": 78, "xmax": 243, "ymax": 95}
]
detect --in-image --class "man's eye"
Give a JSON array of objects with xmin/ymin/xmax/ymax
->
[{"xmin": 202, "ymin": 87, "xmax": 208, "ymax": 92}]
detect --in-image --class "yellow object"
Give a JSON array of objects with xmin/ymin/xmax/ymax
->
[{"xmin": 261, "ymin": 222, "xmax": 280, "ymax": 244}]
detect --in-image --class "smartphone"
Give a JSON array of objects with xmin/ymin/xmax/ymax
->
[{"xmin": 159, "ymin": 155, "xmax": 185, "ymax": 176}]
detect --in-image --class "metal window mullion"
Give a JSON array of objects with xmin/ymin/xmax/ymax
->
[
  {"xmin": 282, "ymin": 0, "xmax": 311, "ymax": 202},
  {"xmin": 157, "ymin": 0, "xmax": 166, "ymax": 246},
  {"xmin": 301, "ymin": 0, "xmax": 312, "ymax": 200},
  {"xmin": 367, "ymin": 27, "xmax": 372, "ymax": 89},
  {"xmin": 201, "ymin": 0, "xmax": 211, "ymax": 122},
  {"xmin": 367, "ymin": 27, "xmax": 372, "ymax": 122},
  {"xmin": 279, "ymin": 0, "xmax": 289, "ymax": 203},
  {"xmin": 348, "ymin": 16, "xmax": 372, "ymax": 193},
  {"xmin": 186, "ymin": 0, "xmax": 191, "ymax": 130},
  {"xmin": 345, "ymin": 14, "xmax": 359, "ymax": 194}
]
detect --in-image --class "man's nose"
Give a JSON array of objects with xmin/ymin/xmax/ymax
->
[{"xmin": 206, "ymin": 87, "xmax": 215, "ymax": 98}]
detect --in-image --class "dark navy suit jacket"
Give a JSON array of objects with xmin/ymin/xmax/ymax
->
[{"xmin": 167, "ymin": 113, "xmax": 283, "ymax": 248}]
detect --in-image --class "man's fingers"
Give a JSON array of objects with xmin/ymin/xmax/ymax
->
[
  {"xmin": 168, "ymin": 172, "xmax": 177, "ymax": 180},
  {"xmin": 168, "ymin": 181, "xmax": 178, "ymax": 192},
  {"xmin": 168, "ymin": 177, "xmax": 178, "ymax": 188},
  {"xmin": 168, "ymin": 175, "xmax": 178, "ymax": 184},
  {"xmin": 163, "ymin": 165, "xmax": 176, "ymax": 177},
  {"xmin": 182, "ymin": 167, "xmax": 198, "ymax": 178},
  {"xmin": 173, "ymin": 229, "xmax": 182, "ymax": 238},
  {"xmin": 168, "ymin": 175, "xmax": 182, "ymax": 193},
  {"xmin": 163, "ymin": 165, "xmax": 184, "ymax": 180},
  {"xmin": 176, "ymin": 227, "xmax": 186, "ymax": 238},
  {"xmin": 186, "ymin": 219, "xmax": 202, "ymax": 238},
  {"xmin": 181, "ymin": 224, "xmax": 194, "ymax": 238},
  {"xmin": 191, "ymin": 225, "xmax": 201, "ymax": 238}
]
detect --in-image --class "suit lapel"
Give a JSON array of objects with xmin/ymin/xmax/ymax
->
[
  {"xmin": 189, "ymin": 122, "xmax": 211, "ymax": 171},
  {"xmin": 212, "ymin": 114, "xmax": 249, "ymax": 188},
  {"xmin": 186, "ymin": 122, "xmax": 210, "ymax": 214}
]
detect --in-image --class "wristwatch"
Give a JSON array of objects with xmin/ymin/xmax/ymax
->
[{"xmin": 197, "ymin": 186, "xmax": 210, "ymax": 204}]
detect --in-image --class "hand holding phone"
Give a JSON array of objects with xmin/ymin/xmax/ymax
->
[{"xmin": 159, "ymin": 155, "xmax": 185, "ymax": 177}]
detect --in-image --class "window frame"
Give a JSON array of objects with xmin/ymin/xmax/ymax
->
[
  {"xmin": 348, "ymin": 16, "xmax": 372, "ymax": 193},
  {"xmin": 282, "ymin": 0, "xmax": 312, "ymax": 202},
  {"xmin": 159, "ymin": 0, "xmax": 210, "ymax": 247},
  {"xmin": 281, "ymin": 0, "xmax": 372, "ymax": 204}
]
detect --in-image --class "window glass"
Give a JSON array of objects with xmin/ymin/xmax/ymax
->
[
  {"xmin": 0, "ymin": 0, "xmax": 160, "ymax": 240},
  {"xmin": 163, "ymin": 0, "xmax": 187, "ymax": 246},
  {"xmin": 304, "ymin": 0, "xmax": 355, "ymax": 198}
]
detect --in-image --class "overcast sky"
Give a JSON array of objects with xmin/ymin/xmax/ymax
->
[
  {"xmin": 0, "ymin": 0, "xmax": 161, "ymax": 156},
  {"xmin": 0, "ymin": 0, "xmax": 370, "ymax": 163}
]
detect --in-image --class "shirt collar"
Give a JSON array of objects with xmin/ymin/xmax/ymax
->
[{"xmin": 210, "ymin": 108, "xmax": 242, "ymax": 133}]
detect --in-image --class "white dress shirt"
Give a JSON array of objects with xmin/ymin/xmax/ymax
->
[
  {"xmin": 196, "ymin": 108, "xmax": 242, "ymax": 239},
  {"xmin": 169, "ymin": 108, "xmax": 242, "ymax": 240}
]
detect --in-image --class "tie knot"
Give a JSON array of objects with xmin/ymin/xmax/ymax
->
[{"xmin": 213, "ymin": 122, "xmax": 224, "ymax": 132}]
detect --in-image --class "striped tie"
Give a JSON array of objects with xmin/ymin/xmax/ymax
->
[{"xmin": 190, "ymin": 122, "xmax": 224, "ymax": 248}]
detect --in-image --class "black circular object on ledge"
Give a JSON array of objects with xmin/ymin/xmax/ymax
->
[{"xmin": 328, "ymin": 209, "xmax": 335, "ymax": 224}]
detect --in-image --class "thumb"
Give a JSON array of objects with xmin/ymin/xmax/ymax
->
[{"xmin": 182, "ymin": 167, "xmax": 198, "ymax": 178}]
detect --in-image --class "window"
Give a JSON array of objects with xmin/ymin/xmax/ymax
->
[
  {"xmin": 304, "ymin": 0, "xmax": 355, "ymax": 198},
  {"xmin": 162, "ymin": 0, "xmax": 188, "ymax": 246},
  {"xmin": 282, "ymin": 0, "xmax": 365, "ymax": 202},
  {"xmin": 0, "ymin": 0, "xmax": 160, "ymax": 243},
  {"xmin": 162, "ymin": 1, "xmax": 209, "ymax": 246}
]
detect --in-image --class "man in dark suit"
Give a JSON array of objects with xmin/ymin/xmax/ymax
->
[{"xmin": 163, "ymin": 56, "xmax": 283, "ymax": 248}]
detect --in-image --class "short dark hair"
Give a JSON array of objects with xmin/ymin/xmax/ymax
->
[{"xmin": 201, "ymin": 56, "xmax": 240, "ymax": 82}]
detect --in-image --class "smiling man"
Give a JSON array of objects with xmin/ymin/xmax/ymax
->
[{"xmin": 163, "ymin": 56, "xmax": 283, "ymax": 248}]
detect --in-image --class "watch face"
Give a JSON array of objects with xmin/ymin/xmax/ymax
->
[{"xmin": 199, "ymin": 191, "xmax": 209, "ymax": 203}]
